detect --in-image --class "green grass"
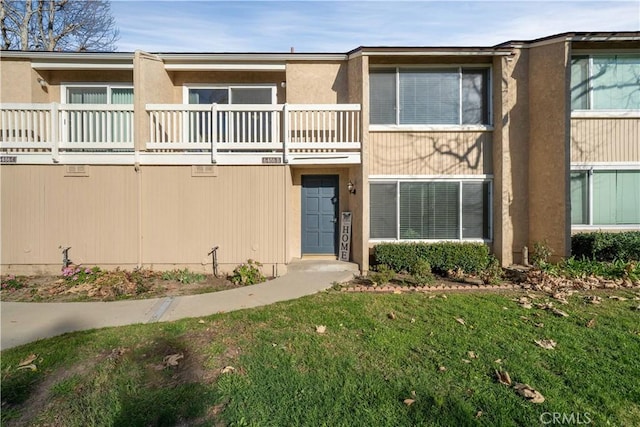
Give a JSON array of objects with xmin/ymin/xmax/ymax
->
[{"xmin": 2, "ymin": 290, "xmax": 640, "ymax": 426}]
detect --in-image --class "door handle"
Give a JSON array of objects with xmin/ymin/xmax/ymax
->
[{"xmin": 331, "ymin": 218, "xmax": 337, "ymax": 223}]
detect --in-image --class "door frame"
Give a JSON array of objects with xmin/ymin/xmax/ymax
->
[{"xmin": 301, "ymin": 174, "xmax": 340, "ymax": 255}]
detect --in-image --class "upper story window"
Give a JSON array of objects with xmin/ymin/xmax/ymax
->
[
  {"xmin": 64, "ymin": 84, "xmax": 133, "ymax": 104},
  {"xmin": 369, "ymin": 67, "xmax": 490, "ymax": 127},
  {"xmin": 186, "ymin": 86, "xmax": 275, "ymax": 105},
  {"xmin": 571, "ymin": 55, "xmax": 640, "ymax": 111}
]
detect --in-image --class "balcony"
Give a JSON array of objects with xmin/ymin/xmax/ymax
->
[{"xmin": 0, "ymin": 103, "xmax": 361, "ymax": 165}]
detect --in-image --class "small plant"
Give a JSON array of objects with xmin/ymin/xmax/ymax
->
[
  {"xmin": 230, "ymin": 260, "xmax": 265, "ymax": 286},
  {"xmin": 161, "ymin": 268, "xmax": 206, "ymax": 284},
  {"xmin": 1, "ymin": 275, "xmax": 26, "ymax": 291},
  {"xmin": 480, "ymin": 256, "xmax": 503, "ymax": 285},
  {"xmin": 410, "ymin": 259, "xmax": 434, "ymax": 285},
  {"xmin": 368, "ymin": 264, "xmax": 395, "ymax": 286},
  {"xmin": 531, "ymin": 241, "xmax": 553, "ymax": 267},
  {"xmin": 61, "ymin": 266, "xmax": 103, "ymax": 285}
]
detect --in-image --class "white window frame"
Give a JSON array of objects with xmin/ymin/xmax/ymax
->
[
  {"xmin": 570, "ymin": 53, "xmax": 640, "ymax": 117},
  {"xmin": 570, "ymin": 164, "xmax": 640, "ymax": 230},
  {"xmin": 182, "ymin": 84, "xmax": 278, "ymax": 144},
  {"xmin": 61, "ymin": 83, "xmax": 134, "ymax": 104},
  {"xmin": 369, "ymin": 175, "xmax": 493, "ymax": 243},
  {"xmin": 369, "ymin": 64, "xmax": 493, "ymax": 132}
]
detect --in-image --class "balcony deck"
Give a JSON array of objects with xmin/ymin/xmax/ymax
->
[{"xmin": 0, "ymin": 103, "xmax": 361, "ymax": 165}]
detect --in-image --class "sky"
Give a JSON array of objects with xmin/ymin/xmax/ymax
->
[{"xmin": 110, "ymin": 0, "xmax": 640, "ymax": 53}]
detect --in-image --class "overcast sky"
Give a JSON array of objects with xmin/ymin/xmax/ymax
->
[{"xmin": 110, "ymin": 0, "xmax": 640, "ymax": 53}]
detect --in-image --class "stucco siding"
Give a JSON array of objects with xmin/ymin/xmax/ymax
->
[
  {"xmin": 286, "ymin": 62, "xmax": 348, "ymax": 104},
  {"xmin": 571, "ymin": 118, "xmax": 640, "ymax": 163},
  {"xmin": 369, "ymin": 131, "xmax": 492, "ymax": 175}
]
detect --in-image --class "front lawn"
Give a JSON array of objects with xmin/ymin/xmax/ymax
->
[{"xmin": 2, "ymin": 290, "xmax": 639, "ymax": 426}]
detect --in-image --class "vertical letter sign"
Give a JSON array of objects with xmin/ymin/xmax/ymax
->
[{"xmin": 339, "ymin": 212, "xmax": 352, "ymax": 262}]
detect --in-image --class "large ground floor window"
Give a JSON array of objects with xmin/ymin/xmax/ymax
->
[
  {"xmin": 571, "ymin": 168, "xmax": 640, "ymax": 226},
  {"xmin": 370, "ymin": 179, "xmax": 491, "ymax": 241}
]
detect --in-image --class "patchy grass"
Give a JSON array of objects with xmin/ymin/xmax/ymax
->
[{"xmin": 2, "ymin": 290, "xmax": 639, "ymax": 426}]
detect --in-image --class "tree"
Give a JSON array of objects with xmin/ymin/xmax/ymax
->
[{"xmin": 0, "ymin": 0, "xmax": 119, "ymax": 51}]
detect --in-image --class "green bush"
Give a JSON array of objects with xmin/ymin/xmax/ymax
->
[
  {"xmin": 368, "ymin": 264, "xmax": 395, "ymax": 286},
  {"xmin": 230, "ymin": 260, "xmax": 265, "ymax": 286},
  {"xmin": 410, "ymin": 259, "xmax": 434, "ymax": 285},
  {"xmin": 374, "ymin": 242, "xmax": 494, "ymax": 275},
  {"xmin": 543, "ymin": 257, "xmax": 639, "ymax": 282},
  {"xmin": 571, "ymin": 232, "xmax": 640, "ymax": 262},
  {"xmin": 161, "ymin": 268, "xmax": 206, "ymax": 284}
]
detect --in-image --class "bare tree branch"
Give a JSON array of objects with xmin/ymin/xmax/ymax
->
[{"xmin": 1, "ymin": 0, "xmax": 118, "ymax": 51}]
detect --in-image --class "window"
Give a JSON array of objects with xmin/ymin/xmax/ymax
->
[
  {"xmin": 571, "ymin": 169, "xmax": 640, "ymax": 226},
  {"xmin": 369, "ymin": 67, "xmax": 490, "ymax": 126},
  {"xmin": 571, "ymin": 55, "xmax": 640, "ymax": 111},
  {"xmin": 63, "ymin": 84, "xmax": 133, "ymax": 145},
  {"xmin": 186, "ymin": 86, "xmax": 275, "ymax": 143},
  {"xmin": 370, "ymin": 180, "xmax": 491, "ymax": 240}
]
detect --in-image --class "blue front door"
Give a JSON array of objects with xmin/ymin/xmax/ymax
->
[{"xmin": 302, "ymin": 175, "xmax": 339, "ymax": 255}]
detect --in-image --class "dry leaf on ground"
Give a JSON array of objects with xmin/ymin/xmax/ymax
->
[
  {"xmin": 476, "ymin": 411, "xmax": 483, "ymax": 418},
  {"xmin": 495, "ymin": 369, "xmax": 512, "ymax": 386},
  {"xmin": 551, "ymin": 308, "xmax": 569, "ymax": 317},
  {"xmin": 438, "ymin": 366, "xmax": 447, "ymax": 372},
  {"xmin": 586, "ymin": 318, "xmax": 597, "ymax": 328},
  {"xmin": 462, "ymin": 359, "xmax": 471, "ymax": 364},
  {"xmin": 316, "ymin": 325, "xmax": 327, "ymax": 334},
  {"xmin": 455, "ymin": 318, "xmax": 466, "ymax": 325},
  {"xmin": 587, "ymin": 296, "xmax": 602, "ymax": 304},
  {"xmin": 468, "ymin": 351, "xmax": 478, "ymax": 359},
  {"xmin": 163, "ymin": 353, "xmax": 184, "ymax": 367},
  {"xmin": 535, "ymin": 339, "xmax": 557, "ymax": 350},
  {"xmin": 221, "ymin": 366, "xmax": 235, "ymax": 374},
  {"xmin": 18, "ymin": 354, "xmax": 37, "ymax": 367},
  {"xmin": 388, "ymin": 312, "xmax": 396, "ymax": 320},
  {"xmin": 403, "ymin": 399, "xmax": 415, "ymax": 406},
  {"xmin": 535, "ymin": 323, "xmax": 544, "ymax": 328},
  {"xmin": 609, "ymin": 296, "xmax": 628, "ymax": 301},
  {"xmin": 16, "ymin": 364, "xmax": 37, "ymax": 371},
  {"xmin": 514, "ymin": 383, "xmax": 545, "ymax": 403}
]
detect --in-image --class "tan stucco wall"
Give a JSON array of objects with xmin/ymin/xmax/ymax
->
[
  {"xmin": 528, "ymin": 41, "xmax": 571, "ymax": 260},
  {"xmin": 348, "ymin": 55, "xmax": 369, "ymax": 271},
  {"xmin": 286, "ymin": 62, "xmax": 348, "ymax": 104},
  {"xmin": 492, "ymin": 50, "xmax": 531, "ymax": 266},
  {"xmin": 44, "ymin": 70, "xmax": 133, "ymax": 103},
  {"xmin": 369, "ymin": 131, "xmax": 492, "ymax": 175},
  {"xmin": 1, "ymin": 164, "xmax": 288, "ymax": 274},
  {"xmin": 1, "ymin": 165, "xmax": 139, "ymax": 272},
  {"xmin": 289, "ymin": 167, "xmax": 353, "ymax": 260},
  {"xmin": 0, "ymin": 58, "xmax": 50, "ymax": 102},
  {"xmin": 571, "ymin": 118, "xmax": 640, "ymax": 162}
]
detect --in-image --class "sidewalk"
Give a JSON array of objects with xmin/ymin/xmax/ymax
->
[{"xmin": 0, "ymin": 260, "xmax": 357, "ymax": 351}]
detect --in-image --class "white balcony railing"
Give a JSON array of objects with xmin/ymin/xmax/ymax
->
[
  {"xmin": 146, "ymin": 103, "xmax": 361, "ymax": 161},
  {"xmin": 0, "ymin": 103, "xmax": 134, "ymax": 153},
  {"xmin": 1, "ymin": 102, "xmax": 361, "ymax": 165}
]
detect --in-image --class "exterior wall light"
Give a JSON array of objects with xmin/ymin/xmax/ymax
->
[
  {"xmin": 37, "ymin": 77, "xmax": 47, "ymax": 88},
  {"xmin": 347, "ymin": 180, "xmax": 356, "ymax": 194}
]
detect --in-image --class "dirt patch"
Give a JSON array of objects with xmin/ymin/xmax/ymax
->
[{"xmin": 1, "ymin": 268, "xmax": 242, "ymax": 303}]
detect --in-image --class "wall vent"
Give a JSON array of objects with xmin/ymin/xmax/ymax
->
[
  {"xmin": 191, "ymin": 165, "xmax": 217, "ymax": 177},
  {"xmin": 64, "ymin": 165, "xmax": 89, "ymax": 177}
]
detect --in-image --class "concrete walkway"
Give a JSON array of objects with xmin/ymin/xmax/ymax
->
[{"xmin": 0, "ymin": 260, "xmax": 357, "ymax": 351}]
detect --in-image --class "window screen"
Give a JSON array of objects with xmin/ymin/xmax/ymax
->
[
  {"xmin": 369, "ymin": 69, "xmax": 397, "ymax": 124},
  {"xmin": 370, "ymin": 183, "xmax": 398, "ymax": 238}
]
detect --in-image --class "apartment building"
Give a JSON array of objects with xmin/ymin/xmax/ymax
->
[{"xmin": 1, "ymin": 31, "xmax": 638, "ymax": 274}]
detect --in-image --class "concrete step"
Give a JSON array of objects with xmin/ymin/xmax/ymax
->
[{"xmin": 288, "ymin": 259, "xmax": 360, "ymax": 273}]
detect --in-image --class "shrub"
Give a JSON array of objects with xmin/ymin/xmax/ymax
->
[
  {"xmin": 545, "ymin": 257, "xmax": 639, "ymax": 282},
  {"xmin": 1, "ymin": 275, "xmax": 26, "ymax": 291},
  {"xmin": 571, "ymin": 232, "xmax": 640, "ymax": 262},
  {"xmin": 61, "ymin": 266, "xmax": 103, "ymax": 285},
  {"xmin": 161, "ymin": 268, "xmax": 206, "ymax": 284},
  {"xmin": 480, "ymin": 256, "xmax": 503, "ymax": 285},
  {"xmin": 531, "ymin": 241, "xmax": 553, "ymax": 267},
  {"xmin": 374, "ymin": 242, "xmax": 493, "ymax": 275},
  {"xmin": 410, "ymin": 259, "xmax": 434, "ymax": 285},
  {"xmin": 368, "ymin": 264, "xmax": 395, "ymax": 286},
  {"xmin": 230, "ymin": 260, "xmax": 265, "ymax": 286}
]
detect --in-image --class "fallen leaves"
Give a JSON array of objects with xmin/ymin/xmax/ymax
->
[
  {"xmin": 609, "ymin": 295, "xmax": 628, "ymax": 301},
  {"xmin": 387, "ymin": 312, "xmax": 396, "ymax": 320},
  {"xmin": 221, "ymin": 366, "xmax": 235, "ymax": 374},
  {"xmin": 534, "ymin": 339, "xmax": 557, "ymax": 350},
  {"xmin": 514, "ymin": 383, "xmax": 545, "ymax": 404},
  {"xmin": 495, "ymin": 369, "xmax": 512, "ymax": 386},
  {"xmin": 468, "ymin": 351, "xmax": 478, "ymax": 359},
  {"xmin": 586, "ymin": 318, "xmax": 597, "ymax": 328},
  {"xmin": 403, "ymin": 390, "xmax": 417, "ymax": 406},
  {"xmin": 154, "ymin": 353, "xmax": 184, "ymax": 370},
  {"xmin": 455, "ymin": 318, "xmax": 466, "ymax": 325},
  {"xmin": 315, "ymin": 325, "xmax": 327, "ymax": 334},
  {"xmin": 16, "ymin": 354, "xmax": 38, "ymax": 371}
]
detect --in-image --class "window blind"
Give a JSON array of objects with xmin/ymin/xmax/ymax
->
[
  {"xmin": 370, "ymin": 183, "xmax": 398, "ymax": 238},
  {"xmin": 399, "ymin": 69, "xmax": 459, "ymax": 125},
  {"xmin": 369, "ymin": 69, "xmax": 397, "ymax": 124}
]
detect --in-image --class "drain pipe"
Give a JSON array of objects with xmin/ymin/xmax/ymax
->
[
  {"xmin": 208, "ymin": 246, "xmax": 220, "ymax": 277},
  {"xmin": 60, "ymin": 246, "xmax": 72, "ymax": 268}
]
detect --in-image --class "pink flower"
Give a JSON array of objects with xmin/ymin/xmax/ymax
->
[
  {"xmin": 85, "ymin": 268, "xmax": 91, "ymax": 274},
  {"xmin": 73, "ymin": 275, "xmax": 78, "ymax": 281}
]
